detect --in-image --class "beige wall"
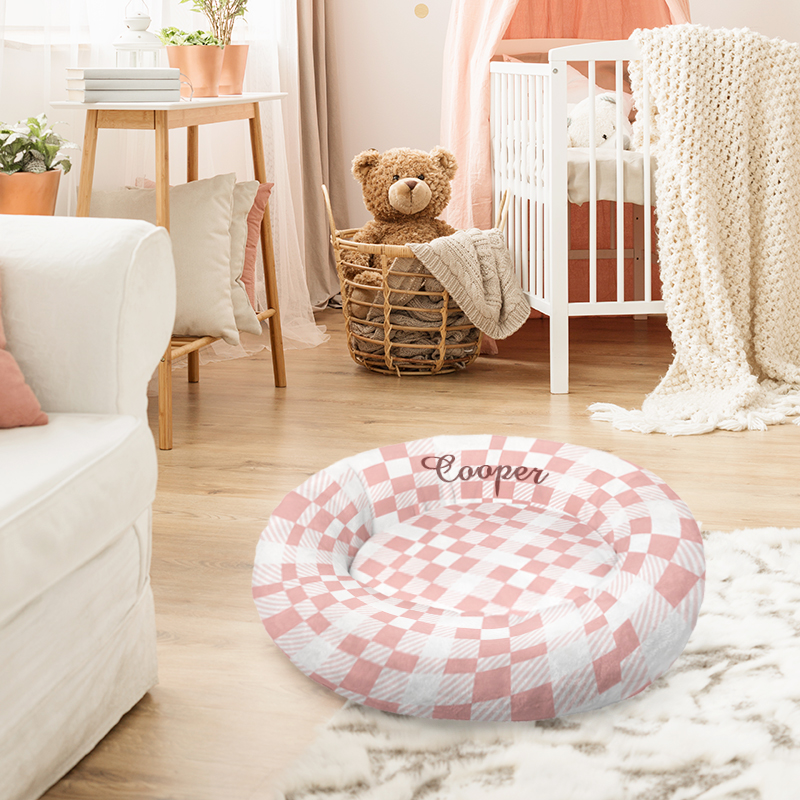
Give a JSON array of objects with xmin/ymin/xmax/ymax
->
[
  {"xmin": 691, "ymin": 0, "xmax": 800, "ymax": 42},
  {"xmin": 329, "ymin": 0, "xmax": 453, "ymax": 227}
]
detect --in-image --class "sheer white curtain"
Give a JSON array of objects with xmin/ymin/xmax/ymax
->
[{"xmin": 0, "ymin": 0, "xmax": 327, "ymax": 355}]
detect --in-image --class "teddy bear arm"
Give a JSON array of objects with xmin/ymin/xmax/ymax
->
[
  {"xmin": 346, "ymin": 221, "xmax": 387, "ymax": 277},
  {"xmin": 432, "ymin": 219, "xmax": 457, "ymax": 239},
  {"xmin": 351, "ymin": 220, "xmax": 387, "ymax": 244}
]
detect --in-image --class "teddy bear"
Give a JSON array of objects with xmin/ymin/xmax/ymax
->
[
  {"xmin": 345, "ymin": 146, "xmax": 458, "ymax": 318},
  {"xmin": 351, "ymin": 145, "xmax": 458, "ymax": 247},
  {"xmin": 567, "ymin": 92, "xmax": 632, "ymax": 149}
]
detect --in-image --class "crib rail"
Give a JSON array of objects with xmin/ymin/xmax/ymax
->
[{"xmin": 490, "ymin": 39, "xmax": 665, "ymax": 392}]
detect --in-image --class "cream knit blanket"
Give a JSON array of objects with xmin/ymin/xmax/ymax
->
[{"xmin": 591, "ymin": 25, "xmax": 800, "ymax": 435}]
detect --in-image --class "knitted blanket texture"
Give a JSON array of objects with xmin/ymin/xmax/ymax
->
[
  {"xmin": 591, "ymin": 25, "xmax": 800, "ymax": 435},
  {"xmin": 409, "ymin": 228, "xmax": 530, "ymax": 340}
]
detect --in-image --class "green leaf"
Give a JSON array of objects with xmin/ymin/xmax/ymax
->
[
  {"xmin": 158, "ymin": 26, "xmax": 221, "ymax": 46},
  {"xmin": 0, "ymin": 114, "xmax": 78, "ymax": 173}
]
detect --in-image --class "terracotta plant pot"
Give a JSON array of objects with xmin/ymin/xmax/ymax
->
[
  {"xmin": 0, "ymin": 170, "xmax": 61, "ymax": 215},
  {"xmin": 166, "ymin": 45, "xmax": 225, "ymax": 98},
  {"xmin": 219, "ymin": 44, "xmax": 249, "ymax": 95}
]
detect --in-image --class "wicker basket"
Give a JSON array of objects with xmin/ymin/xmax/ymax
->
[{"xmin": 323, "ymin": 185, "xmax": 490, "ymax": 376}]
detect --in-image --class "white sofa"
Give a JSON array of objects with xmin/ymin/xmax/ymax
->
[{"xmin": 0, "ymin": 216, "xmax": 176, "ymax": 800}]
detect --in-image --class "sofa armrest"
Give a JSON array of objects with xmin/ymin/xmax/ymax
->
[{"xmin": 0, "ymin": 216, "xmax": 176, "ymax": 419}]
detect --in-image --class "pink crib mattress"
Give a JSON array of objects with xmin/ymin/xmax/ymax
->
[{"xmin": 252, "ymin": 435, "xmax": 704, "ymax": 721}]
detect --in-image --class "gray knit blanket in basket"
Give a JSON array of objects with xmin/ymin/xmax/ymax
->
[
  {"xmin": 351, "ymin": 228, "xmax": 529, "ymax": 361},
  {"xmin": 350, "ymin": 257, "xmax": 478, "ymax": 362}
]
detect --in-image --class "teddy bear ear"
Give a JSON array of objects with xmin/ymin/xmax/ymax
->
[
  {"xmin": 351, "ymin": 149, "xmax": 381, "ymax": 182},
  {"xmin": 430, "ymin": 146, "xmax": 458, "ymax": 180}
]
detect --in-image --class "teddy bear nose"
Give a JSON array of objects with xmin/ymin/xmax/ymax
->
[{"xmin": 402, "ymin": 178, "xmax": 419, "ymax": 190}]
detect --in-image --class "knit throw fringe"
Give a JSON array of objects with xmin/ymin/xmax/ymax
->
[{"xmin": 590, "ymin": 25, "xmax": 800, "ymax": 435}]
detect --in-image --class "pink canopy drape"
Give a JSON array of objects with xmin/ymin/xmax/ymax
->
[{"xmin": 441, "ymin": 0, "xmax": 691, "ymax": 230}]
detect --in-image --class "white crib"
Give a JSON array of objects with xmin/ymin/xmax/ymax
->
[{"xmin": 490, "ymin": 39, "xmax": 664, "ymax": 393}]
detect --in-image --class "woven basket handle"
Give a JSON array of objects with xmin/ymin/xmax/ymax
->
[
  {"xmin": 495, "ymin": 190, "xmax": 510, "ymax": 232},
  {"xmin": 321, "ymin": 184, "xmax": 341, "ymax": 259}
]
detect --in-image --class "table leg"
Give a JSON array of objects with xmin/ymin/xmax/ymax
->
[
  {"xmin": 155, "ymin": 110, "xmax": 173, "ymax": 448},
  {"xmin": 187, "ymin": 125, "xmax": 199, "ymax": 183},
  {"xmin": 154, "ymin": 111, "xmax": 170, "ymax": 230},
  {"xmin": 249, "ymin": 104, "xmax": 287, "ymax": 388},
  {"xmin": 188, "ymin": 351, "xmax": 200, "ymax": 383},
  {"xmin": 158, "ymin": 345, "xmax": 173, "ymax": 451},
  {"xmin": 76, "ymin": 109, "xmax": 99, "ymax": 217},
  {"xmin": 187, "ymin": 124, "xmax": 200, "ymax": 384}
]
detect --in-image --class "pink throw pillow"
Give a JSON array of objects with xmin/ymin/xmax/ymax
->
[
  {"xmin": 242, "ymin": 183, "xmax": 273, "ymax": 308},
  {"xmin": 0, "ymin": 280, "xmax": 47, "ymax": 428}
]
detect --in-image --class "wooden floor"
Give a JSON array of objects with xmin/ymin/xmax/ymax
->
[{"xmin": 43, "ymin": 311, "xmax": 799, "ymax": 799}]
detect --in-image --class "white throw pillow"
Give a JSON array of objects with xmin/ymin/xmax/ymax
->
[
  {"xmin": 128, "ymin": 177, "xmax": 263, "ymax": 336},
  {"xmin": 91, "ymin": 173, "xmax": 240, "ymax": 346}
]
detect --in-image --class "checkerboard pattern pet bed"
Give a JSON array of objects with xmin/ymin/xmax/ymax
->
[{"xmin": 252, "ymin": 436, "xmax": 705, "ymax": 721}]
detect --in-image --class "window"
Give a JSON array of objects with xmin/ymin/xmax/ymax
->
[{"xmin": 3, "ymin": 1, "xmax": 91, "ymax": 46}]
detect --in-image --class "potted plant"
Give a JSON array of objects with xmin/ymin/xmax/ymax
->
[
  {"xmin": 180, "ymin": 0, "xmax": 249, "ymax": 95},
  {"xmin": 159, "ymin": 27, "xmax": 225, "ymax": 98},
  {"xmin": 0, "ymin": 115, "xmax": 76, "ymax": 215}
]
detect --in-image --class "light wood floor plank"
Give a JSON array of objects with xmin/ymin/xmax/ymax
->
[{"xmin": 41, "ymin": 311, "xmax": 799, "ymax": 799}]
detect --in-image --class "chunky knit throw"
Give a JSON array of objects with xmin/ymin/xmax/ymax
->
[{"xmin": 591, "ymin": 25, "xmax": 800, "ymax": 435}]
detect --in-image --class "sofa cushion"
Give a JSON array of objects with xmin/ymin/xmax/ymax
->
[{"xmin": 0, "ymin": 413, "xmax": 157, "ymax": 625}]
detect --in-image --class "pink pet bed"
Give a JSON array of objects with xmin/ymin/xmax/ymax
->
[{"xmin": 252, "ymin": 435, "xmax": 704, "ymax": 721}]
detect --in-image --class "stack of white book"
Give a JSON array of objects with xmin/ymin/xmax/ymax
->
[{"xmin": 66, "ymin": 67, "xmax": 181, "ymax": 103}]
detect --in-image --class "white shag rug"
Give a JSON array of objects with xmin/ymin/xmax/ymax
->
[{"xmin": 273, "ymin": 528, "xmax": 800, "ymax": 800}]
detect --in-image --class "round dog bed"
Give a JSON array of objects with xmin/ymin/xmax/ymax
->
[{"xmin": 253, "ymin": 435, "xmax": 704, "ymax": 721}]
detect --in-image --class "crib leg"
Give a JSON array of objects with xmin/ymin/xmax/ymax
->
[{"xmin": 550, "ymin": 314, "xmax": 569, "ymax": 394}]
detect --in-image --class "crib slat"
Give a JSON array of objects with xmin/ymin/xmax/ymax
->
[
  {"xmin": 615, "ymin": 59, "xmax": 625, "ymax": 303},
  {"xmin": 535, "ymin": 74, "xmax": 545, "ymax": 300},
  {"xmin": 642, "ymin": 69, "xmax": 653, "ymax": 302},
  {"xmin": 588, "ymin": 60, "xmax": 597, "ymax": 304},
  {"xmin": 548, "ymin": 60, "xmax": 570, "ymax": 393},
  {"xmin": 524, "ymin": 72, "xmax": 533, "ymax": 296},
  {"xmin": 491, "ymin": 74, "xmax": 498, "ymax": 229},
  {"xmin": 514, "ymin": 73, "xmax": 523, "ymax": 278},
  {"xmin": 520, "ymin": 72, "xmax": 529, "ymax": 293},
  {"xmin": 500, "ymin": 73, "xmax": 513, "ymax": 279}
]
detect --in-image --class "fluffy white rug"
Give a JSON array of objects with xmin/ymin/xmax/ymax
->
[{"xmin": 273, "ymin": 528, "xmax": 800, "ymax": 800}]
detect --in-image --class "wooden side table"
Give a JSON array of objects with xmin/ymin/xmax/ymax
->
[{"xmin": 53, "ymin": 93, "xmax": 288, "ymax": 450}]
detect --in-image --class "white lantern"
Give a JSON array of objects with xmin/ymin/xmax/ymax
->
[{"xmin": 114, "ymin": 1, "xmax": 163, "ymax": 69}]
